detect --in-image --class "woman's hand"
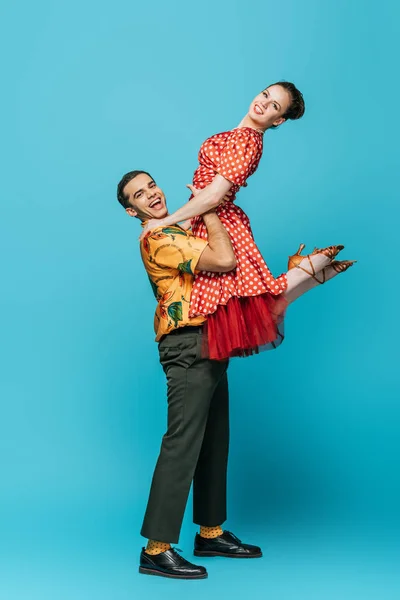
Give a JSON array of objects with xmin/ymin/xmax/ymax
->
[
  {"xmin": 140, "ymin": 184, "xmax": 200, "ymax": 240},
  {"xmin": 139, "ymin": 218, "xmax": 166, "ymax": 241},
  {"xmin": 139, "ymin": 184, "xmax": 230, "ymax": 241}
]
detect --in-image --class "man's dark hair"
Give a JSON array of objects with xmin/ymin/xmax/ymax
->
[
  {"xmin": 116, "ymin": 170, "xmax": 153, "ymax": 209},
  {"xmin": 270, "ymin": 81, "xmax": 305, "ymax": 128}
]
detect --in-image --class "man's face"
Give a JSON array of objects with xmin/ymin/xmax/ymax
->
[{"xmin": 124, "ymin": 173, "xmax": 168, "ymax": 220}]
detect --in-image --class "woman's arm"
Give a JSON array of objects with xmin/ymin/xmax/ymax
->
[
  {"xmin": 180, "ymin": 219, "xmax": 193, "ymax": 231},
  {"xmin": 139, "ymin": 175, "xmax": 232, "ymax": 239}
]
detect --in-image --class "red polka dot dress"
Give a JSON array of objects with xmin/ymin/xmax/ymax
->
[{"xmin": 189, "ymin": 127, "xmax": 288, "ymax": 360}]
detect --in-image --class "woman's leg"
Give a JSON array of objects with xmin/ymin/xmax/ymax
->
[
  {"xmin": 285, "ymin": 253, "xmax": 330, "ymax": 291},
  {"xmin": 284, "ymin": 244, "xmax": 345, "ymax": 295},
  {"xmin": 284, "ymin": 260, "xmax": 356, "ymax": 304}
]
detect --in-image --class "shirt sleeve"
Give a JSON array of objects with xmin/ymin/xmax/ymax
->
[
  {"xmin": 217, "ymin": 128, "xmax": 259, "ymax": 187},
  {"xmin": 143, "ymin": 226, "xmax": 208, "ymax": 274}
]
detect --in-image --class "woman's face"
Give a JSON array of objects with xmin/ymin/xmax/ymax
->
[{"xmin": 248, "ymin": 85, "xmax": 292, "ymax": 129}]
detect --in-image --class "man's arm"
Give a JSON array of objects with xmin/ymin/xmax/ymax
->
[{"xmin": 196, "ymin": 211, "xmax": 236, "ymax": 273}]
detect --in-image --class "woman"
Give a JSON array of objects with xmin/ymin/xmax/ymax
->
[{"xmin": 141, "ymin": 82, "xmax": 355, "ymax": 359}]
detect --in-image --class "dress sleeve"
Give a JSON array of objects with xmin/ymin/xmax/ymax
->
[
  {"xmin": 142, "ymin": 226, "xmax": 208, "ymax": 273},
  {"xmin": 217, "ymin": 129, "xmax": 260, "ymax": 187}
]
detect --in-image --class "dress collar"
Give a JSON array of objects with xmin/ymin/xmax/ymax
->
[{"xmin": 233, "ymin": 126, "xmax": 264, "ymax": 136}]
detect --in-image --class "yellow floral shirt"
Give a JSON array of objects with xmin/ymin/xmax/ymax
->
[{"xmin": 140, "ymin": 225, "xmax": 208, "ymax": 341}]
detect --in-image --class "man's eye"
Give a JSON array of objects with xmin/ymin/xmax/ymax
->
[
  {"xmin": 263, "ymin": 92, "xmax": 268, "ymax": 98},
  {"xmin": 273, "ymin": 104, "xmax": 278, "ymax": 110}
]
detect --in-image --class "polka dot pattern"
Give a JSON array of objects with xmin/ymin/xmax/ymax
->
[
  {"xmin": 200, "ymin": 525, "xmax": 223, "ymax": 539},
  {"xmin": 145, "ymin": 540, "xmax": 171, "ymax": 555},
  {"xmin": 189, "ymin": 128, "xmax": 287, "ymax": 319}
]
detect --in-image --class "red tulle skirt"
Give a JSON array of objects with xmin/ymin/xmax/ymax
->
[{"xmin": 201, "ymin": 293, "xmax": 288, "ymax": 361}]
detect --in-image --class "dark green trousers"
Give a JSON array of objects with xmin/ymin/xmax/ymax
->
[{"xmin": 140, "ymin": 326, "xmax": 229, "ymax": 543}]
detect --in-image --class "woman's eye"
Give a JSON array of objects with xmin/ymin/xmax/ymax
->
[
  {"xmin": 273, "ymin": 104, "xmax": 278, "ymax": 110},
  {"xmin": 263, "ymin": 92, "xmax": 268, "ymax": 98}
]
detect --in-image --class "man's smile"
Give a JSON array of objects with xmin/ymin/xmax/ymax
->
[{"xmin": 149, "ymin": 197, "xmax": 163, "ymax": 209}]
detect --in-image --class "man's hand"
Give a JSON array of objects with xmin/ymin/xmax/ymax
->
[
  {"xmin": 186, "ymin": 184, "xmax": 200, "ymax": 197},
  {"xmin": 187, "ymin": 184, "xmax": 229, "ymax": 210}
]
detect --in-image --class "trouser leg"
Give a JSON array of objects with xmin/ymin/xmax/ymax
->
[
  {"xmin": 192, "ymin": 372, "xmax": 230, "ymax": 526},
  {"xmin": 140, "ymin": 330, "xmax": 228, "ymax": 543}
]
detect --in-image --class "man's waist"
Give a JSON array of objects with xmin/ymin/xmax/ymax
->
[{"xmin": 159, "ymin": 325, "xmax": 203, "ymax": 342}]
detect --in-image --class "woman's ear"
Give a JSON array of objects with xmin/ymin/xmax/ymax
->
[
  {"xmin": 125, "ymin": 207, "xmax": 138, "ymax": 218},
  {"xmin": 273, "ymin": 117, "xmax": 286, "ymax": 128}
]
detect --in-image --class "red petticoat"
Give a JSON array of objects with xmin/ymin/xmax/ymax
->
[{"xmin": 202, "ymin": 293, "xmax": 288, "ymax": 361}]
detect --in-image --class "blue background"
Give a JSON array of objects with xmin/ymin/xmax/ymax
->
[{"xmin": 1, "ymin": 0, "xmax": 399, "ymax": 598}]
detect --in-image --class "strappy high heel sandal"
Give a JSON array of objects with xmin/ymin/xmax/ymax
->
[
  {"xmin": 288, "ymin": 243, "xmax": 345, "ymax": 279},
  {"xmin": 294, "ymin": 258, "xmax": 356, "ymax": 286},
  {"xmin": 310, "ymin": 245, "xmax": 345, "ymax": 259},
  {"xmin": 330, "ymin": 260, "xmax": 357, "ymax": 274},
  {"xmin": 315, "ymin": 260, "xmax": 357, "ymax": 284}
]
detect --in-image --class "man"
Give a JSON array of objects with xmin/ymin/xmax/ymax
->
[{"xmin": 117, "ymin": 170, "xmax": 262, "ymax": 580}]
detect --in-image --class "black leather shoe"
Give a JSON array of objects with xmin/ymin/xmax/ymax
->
[
  {"xmin": 139, "ymin": 547, "xmax": 208, "ymax": 579},
  {"xmin": 194, "ymin": 530, "xmax": 262, "ymax": 558}
]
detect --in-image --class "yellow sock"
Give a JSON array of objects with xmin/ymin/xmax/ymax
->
[
  {"xmin": 200, "ymin": 525, "xmax": 223, "ymax": 539},
  {"xmin": 145, "ymin": 540, "xmax": 171, "ymax": 555}
]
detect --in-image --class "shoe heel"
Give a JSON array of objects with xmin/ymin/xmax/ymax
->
[
  {"xmin": 288, "ymin": 243, "xmax": 306, "ymax": 270},
  {"xmin": 139, "ymin": 566, "xmax": 156, "ymax": 576}
]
